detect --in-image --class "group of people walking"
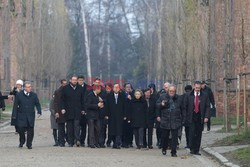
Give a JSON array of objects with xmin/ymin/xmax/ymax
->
[{"xmin": 2, "ymin": 74, "xmax": 216, "ymax": 157}]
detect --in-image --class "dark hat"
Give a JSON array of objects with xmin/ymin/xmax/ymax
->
[
  {"xmin": 194, "ymin": 80, "xmax": 202, "ymax": 85},
  {"xmin": 184, "ymin": 85, "xmax": 193, "ymax": 92},
  {"xmin": 148, "ymin": 83, "xmax": 156, "ymax": 89},
  {"xmin": 201, "ymin": 80, "xmax": 207, "ymax": 84}
]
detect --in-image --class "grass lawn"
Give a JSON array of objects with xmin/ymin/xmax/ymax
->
[
  {"xmin": 213, "ymin": 130, "xmax": 250, "ymax": 146},
  {"xmin": 211, "ymin": 116, "xmax": 244, "ymax": 126},
  {"xmin": 229, "ymin": 147, "xmax": 250, "ymax": 167}
]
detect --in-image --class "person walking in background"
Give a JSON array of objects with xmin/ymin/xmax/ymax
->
[
  {"xmin": 181, "ymin": 85, "xmax": 193, "ymax": 148},
  {"xmin": 184, "ymin": 81, "xmax": 210, "ymax": 155},
  {"xmin": 156, "ymin": 84, "xmax": 185, "ymax": 157},
  {"xmin": 54, "ymin": 79, "xmax": 67, "ymax": 147},
  {"xmin": 10, "ymin": 80, "xmax": 24, "ymax": 133},
  {"xmin": 61, "ymin": 75, "xmax": 85, "ymax": 147},
  {"xmin": 143, "ymin": 88, "xmax": 156, "ymax": 149},
  {"xmin": 11, "ymin": 81, "xmax": 42, "ymax": 149},
  {"xmin": 49, "ymin": 95, "xmax": 58, "ymax": 146},
  {"xmin": 201, "ymin": 81, "xmax": 216, "ymax": 131},
  {"xmin": 128, "ymin": 89, "xmax": 147, "ymax": 149}
]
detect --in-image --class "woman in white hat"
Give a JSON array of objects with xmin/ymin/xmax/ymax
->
[{"xmin": 10, "ymin": 79, "xmax": 24, "ymax": 133}]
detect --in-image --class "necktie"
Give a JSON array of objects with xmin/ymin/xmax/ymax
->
[
  {"xmin": 195, "ymin": 92, "xmax": 200, "ymax": 113},
  {"xmin": 115, "ymin": 94, "xmax": 118, "ymax": 104}
]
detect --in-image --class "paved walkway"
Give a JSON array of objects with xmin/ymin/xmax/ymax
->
[{"xmin": 0, "ymin": 110, "xmax": 221, "ymax": 167}]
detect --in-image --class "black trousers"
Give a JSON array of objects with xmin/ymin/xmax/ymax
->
[
  {"xmin": 156, "ymin": 127, "xmax": 162, "ymax": 146},
  {"xmin": 143, "ymin": 127, "xmax": 153, "ymax": 147},
  {"xmin": 19, "ymin": 126, "xmax": 34, "ymax": 147},
  {"xmin": 112, "ymin": 135, "xmax": 122, "ymax": 147},
  {"xmin": 161, "ymin": 129, "xmax": 178, "ymax": 154},
  {"xmin": 80, "ymin": 116, "xmax": 87, "ymax": 145},
  {"xmin": 207, "ymin": 118, "xmax": 211, "ymax": 130},
  {"xmin": 184, "ymin": 126, "xmax": 190, "ymax": 147},
  {"xmin": 58, "ymin": 123, "xmax": 66, "ymax": 145},
  {"xmin": 66, "ymin": 119, "xmax": 81, "ymax": 145},
  {"xmin": 189, "ymin": 118, "xmax": 203, "ymax": 153},
  {"xmin": 99, "ymin": 119, "xmax": 107, "ymax": 145},
  {"xmin": 133, "ymin": 128, "xmax": 144, "ymax": 147},
  {"xmin": 122, "ymin": 121, "xmax": 133, "ymax": 146},
  {"xmin": 88, "ymin": 119, "xmax": 101, "ymax": 146}
]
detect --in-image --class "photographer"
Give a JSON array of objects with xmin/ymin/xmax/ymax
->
[{"xmin": 156, "ymin": 84, "xmax": 185, "ymax": 157}]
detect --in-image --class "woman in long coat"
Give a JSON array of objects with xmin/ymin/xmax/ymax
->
[
  {"xmin": 49, "ymin": 95, "xmax": 58, "ymax": 146},
  {"xmin": 128, "ymin": 89, "xmax": 147, "ymax": 149}
]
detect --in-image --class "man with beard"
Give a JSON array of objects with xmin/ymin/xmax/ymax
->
[
  {"xmin": 77, "ymin": 75, "xmax": 88, "ymax": 147},
  {"xmin": 61, "ymin": 75, "xmax": 85, "ymax": 147},
  {"xmin": 54, "ymin": 79, "xmax": 67, "ymax": 147},
  {"xmin": 106, "ymin": 84, "xmax": 126, "ymax": 149}
]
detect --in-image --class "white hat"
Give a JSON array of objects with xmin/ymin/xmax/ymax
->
[{"xmin": 16, "ymin": 80, "xmax": 24, "ymax": 86}]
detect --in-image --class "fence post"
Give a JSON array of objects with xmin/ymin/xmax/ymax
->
[
  {"xmin": 243, "ymin": 74, "xmax": 247, "ymax": 131},
  {"xmin": 236, "ymin": 74, "xmax": 241, "ymax": 133}
]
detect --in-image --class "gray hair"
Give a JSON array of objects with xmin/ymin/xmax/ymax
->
[
  {"xmin": 168, "ymin": 84, "xmax": 177, "ymax": 90},
  {"xmin": 23, "ymin": 81, "xmax": 32, "ymax": 87}
]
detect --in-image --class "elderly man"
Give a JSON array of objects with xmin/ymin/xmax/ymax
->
[
  {"xmin": 12, "ymin": 81, "xmax": 42, "ymax": 149},
  {"xmin": 106, "ymin": 84, "xmax": 126, "ymax": 149},
  {"xmin": 156, "ymin": 82, "xmax": 170, "ymax": 149},
  {"xmin": 156, "ymin": 84, "xmax": 185, "ymax": 157}
]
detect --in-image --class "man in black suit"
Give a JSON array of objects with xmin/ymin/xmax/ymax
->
[
  {"xmin": 201, "ymin": 81, "xmax": 216, "ymax": 131},
  {"xmin": 61, "ymin": 75, "xmax": 85, "ymax": 147},
  {"xmin": 143, "ymin": 88, "xmax": 156, "ymax": 149},
  {"xmin": 77, "ymin": 75, "xmax": 88, "ymax": 147},
  {"xmin": 106, "ymin": 84, "xmax": 126, "ymax": 149},
  {"xmin": 11, "ymin": 81, "xmax": 42, "ymax": 149},
  {"xmin": 184, "ymin": 81, "xmax": 210, "ymax": 155}
]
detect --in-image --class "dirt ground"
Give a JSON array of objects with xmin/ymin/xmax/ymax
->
[{"xmin": 0, "ymin": 110, "xmax": 222, "ymax": 167}]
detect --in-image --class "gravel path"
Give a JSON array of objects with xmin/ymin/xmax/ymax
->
[{"xmin": 0, "ymin": 110, "xmax": 221, "ymax": 167}]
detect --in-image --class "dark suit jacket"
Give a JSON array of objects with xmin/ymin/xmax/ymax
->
[
  {"xmin": 11, "ymin": 91, "xmax": 41, "ymax": 127},
  {"xmin": 184, "ymin": 90, "xmax": 210, "ymax": 126},
  {"xmin": 54, "ymin": 86, "xmax": 66, "ymax": 123},
  {"xmin": 106, "ymin": 92, "xmax": 126, "ymax": 136},
  {"xmin": 61, "ymin": 84, "xmax": 85, "ymax": 120}
]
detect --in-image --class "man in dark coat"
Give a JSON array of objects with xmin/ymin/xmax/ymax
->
[
  {"xmin": 0, "ymin": 91, "xmax": 6, "ymax": 112},
  {"xmin": 181, "ymin": 85, "xmax": 193, "ymax": 148},
  {"xmin": 104, "ymin": 83, "xmax": 114, "ymax": 147},
  {"xmin": 201, "ymin": 81, "xmax": 216, "ymax": 131},
  {"xmin": 106, "ymin": 84, "xmax": 126, "ymax": 149},
  {"xmin": 156, "ymin": 82, "xmax": 170, "ymax": 149},
  {"xmin": 143, "ymin": 88, "xmax": 156, "ymax": 149},
  {"xmin": 122, "ymin": 83, "xmax": 134, "ymax": 148},
  {"xmin": 184, "ymin": 81, "xmax": 210, "ymax": 155},
  {"xmin": 77, "ymin": 75, "xmax": 88, "ymax": 147},
  {"xmin": 85, "ymin": 83, "xmax": 103, "ymax": 148},
  {"xmin": 11, "ymin": 81, "xmax": 42, "ymax": 149},
  {"xmin": 54, "ymin": 79, "xmax": 67, "ymax": 147},
  {"xmin": 156, "ymin": 85, "xmax": 185, "ymax": 157},
  {"xmin": 10, "ymin": 80, "xmax": 23, "ymax": 133},
  {"xmin": 61, "ymin": 75, "xmax": 85, "ymax": 147}
]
